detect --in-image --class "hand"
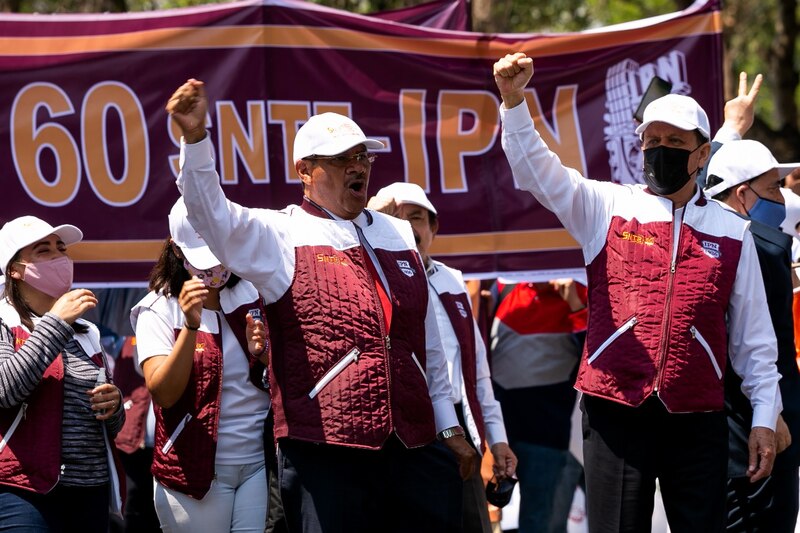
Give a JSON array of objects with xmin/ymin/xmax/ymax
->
[
  {"xmin": 776, "ymin": 414, "xmax": 792, "ymax": 453},
  {"xmin": 246, "ymin": 313, "xmax": 269, "ymax": 365},
  {"xmin": 50, "ymin": 289, "xmax": 97, "ymax": 324},
  {"xmin": 179, "ymin": 277, "xmax": 208, "ymax": 330},
  {"xmin": 166, "ymin": 78, "xmax": 208, "ymax": 143},
  {"xmin": 493, "ymin": 52, "xmax": 534, "ymax": 110},
  {"xmin": 549, "ymin": 278, "xmax": 584, "ymax": 312},
  {"xmin": 443, "ymin": 434, "xmax": 479, "ymax": 480},
  {"xmin": 722, "ymin": 72, "xmax": 763, "ymax": 137},
  {"xmin": 748, "ymin": 426, "xmax": 776, "ymax": 482},
  {"xmin": 366, "ymin": 195, "xmax": 398, "ymax": 216},
  {"xmin": 490, "ymin": 442, "xmax": 517, "ymax": 479},
  {"xmin": 88, "ymin": 383, "xmax": 122, "ymax": 421}
]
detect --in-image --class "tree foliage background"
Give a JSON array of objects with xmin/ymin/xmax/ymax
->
[{"xmin": 2, "ymin": 0, "xmax": 798, "ymax": 160}]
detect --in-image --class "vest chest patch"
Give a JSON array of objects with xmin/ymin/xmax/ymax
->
[
  {"xmin": 701, "ymin": 240, "xmax": 721, "ymax": 259},
  {"xmin": 621, "ymin": 230, "xmax": 655, "ymax": 246},
  {"xmin": 456, "ymin": 301, "xmax": 468, "ymax": 318},
  {"xmin": 397, "ymin": 260, "xmax": 415, "ymax": 277},
  {"xmin": 316, "ymin": 253, "xmax": 348, "ymax": 266}
]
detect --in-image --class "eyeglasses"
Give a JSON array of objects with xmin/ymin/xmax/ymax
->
[{"xmin": 307, "ymin": 152, "xmax": 377, "ymax": 168}]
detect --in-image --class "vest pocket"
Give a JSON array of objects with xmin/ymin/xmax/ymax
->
[
  {"xmin": 0, "ymin": 403, "xmax": 27, "ymax": 454},
  {"xmin": 410, "ymin": 353, "xmax": 426, "ymax": 379},
  {"xmin": 690, "ymin": 325, "xmax": 722, "ymax": 380},
  {"xmin": 588, "ymin": 316, "xmax": 637, "ymax": 365},
  {"xmin": 308, "ymin": 347, "xmax": 361, "ymax": 399},
  {"xmin": 161, "ymin": 413, "xmax": 192, "ymax": 455}
]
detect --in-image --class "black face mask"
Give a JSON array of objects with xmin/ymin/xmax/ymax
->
[
  {"xmin": 642, "ymin": 145, "xmax": 702, "ymax": 196},
  {"xmin": 485, "ymin": 475, "xmax": 517, "ymax": 508}
]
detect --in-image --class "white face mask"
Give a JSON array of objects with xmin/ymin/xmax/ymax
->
[
  {"xmin": 183, "ymin": 260, "xmax": 231, "ymax": 288},
  {"xmin": 18, "ymin": 256, "xmax": 74, "ymax": 298}
]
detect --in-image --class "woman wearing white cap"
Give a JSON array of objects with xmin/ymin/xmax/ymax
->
[
  {"xmin": 130, "ymin": 198, "xmax": 271, "ymax": 533},
  {"xmin": 0, "ymin": 215, "xmax": 125, "ymax": 532}
]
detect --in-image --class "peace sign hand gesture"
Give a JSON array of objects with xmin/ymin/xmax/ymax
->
[{"xmin": 723, "ymin": 71, "xmax": 763, "ymax": 137}]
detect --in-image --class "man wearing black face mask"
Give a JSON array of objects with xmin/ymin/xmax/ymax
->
[
  {"xmin": 493, "ymin": 52, "xmax": 782, "ymax": 533},
  {"xmin": 705, "ymin": 140, "xmax": 800, "ymax": 532}
]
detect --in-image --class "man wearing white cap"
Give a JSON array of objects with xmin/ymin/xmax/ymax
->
[
  {"xmin": 704, "ymin": 140, "xmax": 800, "ymax": 532},
  {"xmin": 369, "ymin": 182, "xmax": 517, "ymax": 533},
  {"xmin": 493, "ymin": 53, "xmax": 782, "ymax": 532},
  {"xmin": 164, "ymin": 79, "xmax": 476, "ymax": 532}
]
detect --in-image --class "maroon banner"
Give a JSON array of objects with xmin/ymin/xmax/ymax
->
[{"xmin": 0, "ymin": 0, "xmax": 723, "ymax": 285}]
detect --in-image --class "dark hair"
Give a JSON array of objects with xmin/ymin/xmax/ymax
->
[
  {"xmin": 706, "ymin": 174, "xmax": 755, "ymax": 202},
  {"xmin": 4, "ymin": 251, "xmax": 88, "ymax": 334},
  {"xmin": 428, "ymin": 210, "xmax": 438, "ymax": 229},
  {"xmin": 148, "ymin": 238, "xmax": 240, "ymax": 297}
]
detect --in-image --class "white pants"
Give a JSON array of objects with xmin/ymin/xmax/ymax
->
[{"xmin": 154, "ymin": 461, "xmax": 268, "ymax": 533}]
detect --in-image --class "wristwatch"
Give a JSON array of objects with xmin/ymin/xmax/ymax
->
[{"xmin": 436, "ymin": 425, "xmax": 466, "ymax": 441}]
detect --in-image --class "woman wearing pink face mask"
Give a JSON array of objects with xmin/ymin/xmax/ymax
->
[
  {"xmin": 0, "ymin": 216, "xmax": 125, "ymax": 532},
  {"xmin": 131, "ymin": 199, "xmax": 271, "ymax": 533}
]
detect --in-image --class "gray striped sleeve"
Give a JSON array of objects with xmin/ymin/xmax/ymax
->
[{"xmin": 0, "ymin": 313, "xmax": 74, "ymax": 409}]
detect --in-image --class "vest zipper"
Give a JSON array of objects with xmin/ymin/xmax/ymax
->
[
  {"xmin": 308, "ymin": 348, "xmax": 361, "ymax": 399},
  {"xmin": 587, "ymin": 316, "xmax": 637, "ymax": 364},
  {"xmin": 161, "ymin": 413, "xmax": 192, "ymax": 454},
  {"xmin": 655, "ymin": 207, "xmax": 684, "ymax": 393},
  {"xmin": 410, "ymin": 353, "xmax": 426, "ymax": 379},
  {"xmin": 0, "ymin": 402, "xmax": 27, "ymax": 453},
  {"xmin": 690, "ymin": 325, "xmax": 722, "ymax": 379},
  {"xmin": 357, "ymin": 236, "xmax": 393, "ymax": 429}
]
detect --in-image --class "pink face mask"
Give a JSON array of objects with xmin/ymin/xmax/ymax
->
[
  {"xmin": 183, "ymin": 260, "xmax": 231, "ymax": 288},
  {"xmin": 19, "ymin": 256, "xmax": 74, "ymax": 298}
]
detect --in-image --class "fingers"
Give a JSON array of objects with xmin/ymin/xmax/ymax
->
[
  {"xmin": 166, "ymin": 79, "xmax": 204, "ymax": 115},
  {"xmin": 179, "ymin": 277, "xmax": 208, "ymax": 306},
  {"xmin": 748, "ymin": 73, "xmax": 763, "ymax": 100},
  {"xmin": 736, "ymin": 71, "xmax": 763, "ymax": 102},
  {"xmin": 493, "ymin": 53, "xmax": 532, "ymax": 78},
  {"xmin": 87, "ymin": 385, "xmax": 121, "ymax": 419},
  {"xmin": 738, "ymin": 71, "xmax": 748, "ymax": 96}
]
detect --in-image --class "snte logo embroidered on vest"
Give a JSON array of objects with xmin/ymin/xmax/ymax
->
[
  {"xmin": 456, "ymin": 301, "xmax": 468, "ymax": 318},
  {"xmin": 316, "ymin": 253, "xmax": 348, "ymax": 266},
  {"xmin": 621, "ymin": 231, "xmax": 655, "ymax": 246},
  {"xmin": 397, "ymin": 260, "xmax": 415, "ymax": 277}
]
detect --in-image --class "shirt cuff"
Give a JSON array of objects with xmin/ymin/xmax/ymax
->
[
  {"xmin": 432, "ymin": 398, "xmax": 459, "ymax": 434},
  {"xmin": 499, "ymin": 100, "xmax": 532, "ymax": 132},
  {"xmin": 180, "ymin": 135, "xmax": 216, "ymax": 172},
  {"xmin": 486, "ymin": 422, "xmax": 508, "ymax": 447},
  {"xmin": 712, "ymin": 125, "xmax": 742, "ymax": 143},
  {"xmin": 752, "ymin": 402, "xmax": 780, "ymax": 431}
]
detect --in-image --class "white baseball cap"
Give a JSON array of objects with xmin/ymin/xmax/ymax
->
[
  {"xmin": 634, "ymin": 94, "xmax": 710, "ymax": 140},
  {"xmin": 168, "ymin": 198, "xmax": 222, "ymax": 270},
  {"xmin": 0, "ymin": 216, "xmax": 83, "ymax": 275},
  {"xmin": 375, "ymin": 182, "xmax": 438, "ymax": 215},
  {"xmin": 293, "ymin": 112, "xmax": 384, "ymax": 163},
  {"xmin": 704, "ymin": 140, "xmax": 780, "ymax": 197}
]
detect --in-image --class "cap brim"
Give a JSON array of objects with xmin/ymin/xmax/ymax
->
[
  {"xmin": 180, "ymin": 245, "xmax": 221, "ymax": 270},
  {"xmin": 635, "ymin": 119, "xmax": 709, "ymax": 139},
  {"xmin": 308, "ymin": 137, "xmax": 384, "ymax": 157},
  {"xmin": 50, "ymin": 224, "xmax": 83, "ymax": 246},
  {"xmin": 778, "ymin": 163, "xmax": 800, "ymax": 179}
]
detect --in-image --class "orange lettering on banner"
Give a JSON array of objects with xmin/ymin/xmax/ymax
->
[
  {"xmin": 437, "ymin": 91, "xmax": 499, "ymax": 192},
  {"xmin": 82, "ymin": 82, "xmax": 149, "ymax": 206},
  {"xmin": 523, "ymin": 86, "xmax": 586, "ymax": 175},
  {"xmin": 313, "ymin": 102, "xmax": 351, "ymax": 117},
  {"xmin": 11, "ymin": 83, "xmax": 80, "ymax": 206},
  {"xmin": 268, "ymin": 102, "xmax": 310, "ymax": 184},
  {"xmin": 216, "ymin": 101, "xmax": 268, "ymax": 185},
  {"xmin": 399, "ymin": 89, "xmax": 429, "ymax": 191}
]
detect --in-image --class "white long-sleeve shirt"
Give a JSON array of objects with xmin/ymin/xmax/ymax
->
[{"xmin": 427, "ymin": 260, "xmax": 508, "ymax": 448}]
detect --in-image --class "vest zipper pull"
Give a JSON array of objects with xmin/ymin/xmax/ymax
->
[{"xmin": 385, "ymin": 335, "xmax": 391, "ymax": 350}]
